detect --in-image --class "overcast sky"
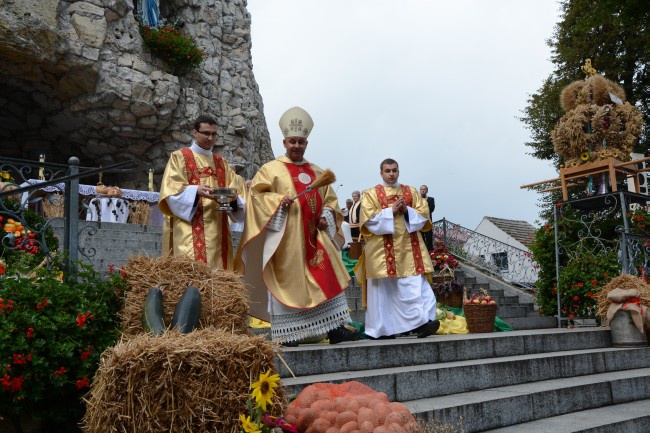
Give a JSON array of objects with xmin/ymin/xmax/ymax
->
[{"xmin": 246, "ymin": 0, "xmax": 561, "ymax": 230}]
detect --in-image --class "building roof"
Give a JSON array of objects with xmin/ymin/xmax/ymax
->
[{"xmin": 483, "ymin": 216, "xmax": 536, "ymax": 247}]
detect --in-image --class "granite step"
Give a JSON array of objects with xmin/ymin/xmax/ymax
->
[
  {"xmin": 275, "ymin": 329, "xmax": 612, "ymax": 378},
  {"xmin": 280, "ymin": 347, "xmax": 650, "ymax": 402},
  {"xmin": 480, "ymin": 399, "xmax": 650, "ymax": 433},
  {"xmin": 403, "ymin": 368, "xmax": 650, "ymax": 433}
]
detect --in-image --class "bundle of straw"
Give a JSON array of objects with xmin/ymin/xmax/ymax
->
[
  {"xmin": 596, "ymin": 274, "xmax": 650, "ymax": 320},
  {"xmin": 83, "ymin": 329, "xmax": 285, "ymax": 433},
  {"xmin": 293, "ymin": 168, "xmax": 336, "ymax": 199},
  {"xmin": 127, "ymin": 200, "xmax": 151, "ymax": 225}
]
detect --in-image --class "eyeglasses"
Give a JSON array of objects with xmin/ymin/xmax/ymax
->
[
  {"xmin": 196, "ymin": 130, "xmax": 218, "ymax": 138},
  {"xmin": 287, "ymin": 138, "xmax": 306, "ymax": 145}
]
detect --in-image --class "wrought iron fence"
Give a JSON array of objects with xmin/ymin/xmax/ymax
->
[
  {"xmin": 433, "ymin": 218, "xmax": 539, "ymax": 289},
  {"xmin": 0, "ymin": 156, "xmax": 145, "ymax": 277}
]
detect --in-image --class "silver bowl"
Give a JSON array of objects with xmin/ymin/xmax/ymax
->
[{"xmin": 212, "ymin": 187, "xmax": 238, "ymax": 211}]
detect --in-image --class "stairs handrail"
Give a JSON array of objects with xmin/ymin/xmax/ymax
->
[{"xmin": 433, "ymin": 217, "xmax": 538, "ymax": 289}]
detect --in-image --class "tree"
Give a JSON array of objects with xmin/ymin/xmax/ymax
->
[
  {"xmin": 522, "ymin": 0, "xmax": 649, "ymax": 164},
  {"xmin": 521, "ymin": 0, "xmax": 650, "ymax": 318}
]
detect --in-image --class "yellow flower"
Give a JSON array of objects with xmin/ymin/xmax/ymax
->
[
  {"xmin": 580, "ymin": 151, "xmax": 590, "ymax": 161},
  {"xmin": 240, "ymin": 414, "xmax": 261, "ymax": 433},
  {"xmin": 250, "ymin": 369, "xmax": 280, "ymax": 411},
  {"xmin": 599, "ymin": 150, "xmax": 608, "ymax": 158}
]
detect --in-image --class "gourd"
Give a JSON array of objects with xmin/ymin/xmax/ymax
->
[
  {"xmin": 171, "ymin": 286, "xmax": 201, "ymax": 333},
  {"xmin": 142, "ymin": 287, "xmax": 165, "ymax": 336}
]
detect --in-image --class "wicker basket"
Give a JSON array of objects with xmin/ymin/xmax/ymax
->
[
  {"xmin": 463, "ymin": 303, "xmax": 497, "ymax": 333},
  {"xmin": 435, "ymin": 290, "xmax": 464, "ymax": 308}
]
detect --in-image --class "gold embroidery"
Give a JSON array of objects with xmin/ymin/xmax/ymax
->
[
  {"xmin": 309, "ymin": 249, "xmax": 325, "ymax": 269},
  {"xmin": 307, "ymin": 195, "xmax": 316, "ymax": 215}
]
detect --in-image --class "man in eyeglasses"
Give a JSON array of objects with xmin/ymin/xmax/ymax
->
[
  {"xmin": 159, "ymin": 114, "xmax": 244, "ymax": 270},
  {"xmin": 235, "ymin": 106, "xmax": 359, "ymax": 346}
]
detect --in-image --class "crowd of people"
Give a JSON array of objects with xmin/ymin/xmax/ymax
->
[{"xmin": 158, "ymin": 108, "xmax": 438, "ymax": 346}]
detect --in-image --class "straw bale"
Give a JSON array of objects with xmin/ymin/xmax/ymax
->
[
  {"xmin": 596, "ymin": 274, "xmax": 650, "ymax": 320},
  {"xmin": 83, "ymin": 328, "xmax": 285, "ymax": 433},
  {"xmin": 121, "ymin": 255, "xmax": 249, "ymax": 336}
]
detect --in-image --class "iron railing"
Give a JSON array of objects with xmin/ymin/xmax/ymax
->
[
  {"xmin": 0, "ymin": 156, "xmax": 145, "ymax": 277},
  {"xmin": 433, "ymin": 218, "xmax": 539, "ymax": 289}
]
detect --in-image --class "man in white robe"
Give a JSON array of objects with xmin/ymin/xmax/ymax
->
[{"xmin": 355, "ymin": 158, "xmax": 439, "ymax": 339}]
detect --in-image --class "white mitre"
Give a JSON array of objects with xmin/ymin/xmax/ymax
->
[{"xmin": 279, "ymin": 106, "xmax": 313, "ymax": 138}]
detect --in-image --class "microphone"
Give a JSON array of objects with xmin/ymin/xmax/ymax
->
[{"xmin": 335, "ymin": 184, "xmax": 343, "ymax": 193}]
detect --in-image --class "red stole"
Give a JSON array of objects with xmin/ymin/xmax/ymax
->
[
  {"xmin": 374, "ymin": 184, "xmax": 426, "ymax": 276},
  {"xmin": 181, "ymin": 148, "xmax": 228, "ymax": 268},
  {"xmin": 285, "ymin": 163, "xmax": 343, "ymax": 300}
]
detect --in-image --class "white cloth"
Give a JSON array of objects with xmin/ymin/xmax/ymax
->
[
  {"xmin": 341, "ymin": 221, "xmax": 353, "ymax": 248},
  {"xmin": 86, "ymin": 197, "xmax": 129, "ymax": 223},
  {"xmin": 364, "ymin": 275, "xmax": 437, "ymax": 338},
  {"xmin": 363, "ymin": 197, "xmax": 436, "ymax": 338}
]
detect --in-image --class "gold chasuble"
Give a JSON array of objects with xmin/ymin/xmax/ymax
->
[
  {"xmin": 235, "ymin": 156, "xmax": 350, "ymax": 322},
  {"xmin": 359, "ymin": 184, "xmax": 433, "ymax": 280},
  {"xmin": 159, "ymin": 148, "xmax": 239, "ymax": 270}
]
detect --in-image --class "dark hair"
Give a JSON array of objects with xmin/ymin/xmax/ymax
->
[
  {"xmin": 194, "ymin": 114, "xmax": 217, "ymax": 131},
  {"xmin": 380, "ymin": 158, "xmax": 398, "ymax": 170}
]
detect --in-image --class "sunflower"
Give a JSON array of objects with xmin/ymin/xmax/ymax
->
[
  {"xmin": 251, "ymin": 369, "xmax": 281, "ymax": 411},
  {"xmin": 599, "ymin": 149, "xmax": 608, "ymax": 159},
  {"xmin": 580, "ymin": 151, "xmax": 590, "ymax": 161},
  {"xmin": 240, "ymin": 414, "xmax": 262, "ymax": 433}
]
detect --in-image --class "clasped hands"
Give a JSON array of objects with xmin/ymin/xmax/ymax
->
[
  {"xmin": 280, "ymin": 195, "xmax": 328, "ymax": 230},
  {"xmin": 392, "ymin": 197, "xmax": 407, "ymax": 215}
]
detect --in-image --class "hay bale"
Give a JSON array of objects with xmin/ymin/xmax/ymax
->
[
  {"xmin": 596, "ymin": 274, "xmax": 650, "ymax": 320},
  {"xmin": 121, "ymin": 255, "xmax": 249, "ymax": 336},
  {"xmin": 83, "ymin": 328, "xmax": 285, "ymax": 433}
]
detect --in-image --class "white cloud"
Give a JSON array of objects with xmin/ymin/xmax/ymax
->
[{"xmin": 247, "ymin": 0, "xmax": 561, "ymax": 229}]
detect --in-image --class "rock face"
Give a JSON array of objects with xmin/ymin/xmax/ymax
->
[{"xmin": 0, "ymin": 0, "xmax": 272, "ymax": 188}]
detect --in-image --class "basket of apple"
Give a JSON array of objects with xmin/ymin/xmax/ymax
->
[{"xmin": 463, "ymin": 288, "xmax": 497, "ymax": 333}]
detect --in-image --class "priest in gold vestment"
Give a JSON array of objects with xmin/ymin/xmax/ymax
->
[
  {"xmin": 159, "ymin": 114, "xmax": 244, "ymax": 270},
  {"xmin": 355, "ymin": 158, "xmax": 439, "ymax": 339},
  {"xmin": 235, "ymin": 107, "xmax": 359, "ymax": 346}
]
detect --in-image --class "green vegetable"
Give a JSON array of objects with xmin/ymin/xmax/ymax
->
[
  {"xmin": 142, "ymin": 287, "xmax": 166, "ymax": 336},
  {"xmin": 171, "ymin": 286, "xmax": 201, "ymax": 333}
]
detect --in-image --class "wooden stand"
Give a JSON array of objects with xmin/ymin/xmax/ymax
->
[
  {"xmin": 521, "ymin": 157, "xmax": 650, "ymax": 201},
  {"xmin": 559, "ymin": 158, "xmax": 638, "ymax": 201}
]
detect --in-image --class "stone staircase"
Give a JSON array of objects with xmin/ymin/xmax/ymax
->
[
  {"xmin": 274, "ymin": 329, "xmax": 650, "ymax": 433},
  {"xmin": 49, "ymin": 222, "xmax": 650, "ymax": 431}
]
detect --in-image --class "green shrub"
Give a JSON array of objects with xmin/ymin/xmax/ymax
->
[
  {"xmin": 140, "ymin": 25, "xmax": 205, "ymax": 72},
  {"xmin": 0, "ymin": 261, "xmax": 127, "ymax": 428}
]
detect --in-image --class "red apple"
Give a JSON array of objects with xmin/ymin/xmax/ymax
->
[{"xmin": 489, "ymin": 300, "xmax": 497, "ymax": 305}]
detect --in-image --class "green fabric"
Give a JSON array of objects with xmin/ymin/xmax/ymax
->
[
  {"xmin": 445, "ymin": 306, "xmax": 513, "ymax": 332},
  {"xmin": 341, "ymin": 250, "xmax": 358, "ymax": 277}
]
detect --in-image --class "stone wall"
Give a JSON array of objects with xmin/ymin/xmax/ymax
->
[{"xmin": 0, "ymin": 0, "xmax": 272, "ymax": 187}]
